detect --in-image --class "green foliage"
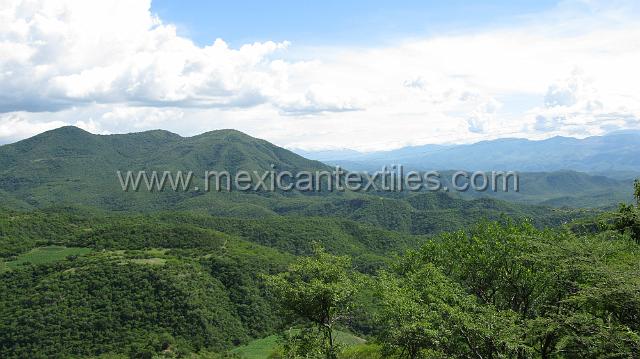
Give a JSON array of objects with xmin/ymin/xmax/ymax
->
[
  {"xmin": 0, "ymin": 209, "xmax": 303, "ymax": 357},
  {"xmin": 232, "ymin": 330, "xmax": 365, "ymax": 359},
  {"xmin": 265, "ymin": 246, "xmax": 357, "ymax": 359},
  {"xmin": 272, "ymin": 328, "xmax": 326, "ymax": 359},
  {"xmin": 231, "ymin": 334, "xmax": 281, "ymax": 359},
  {"xmin": 0, "ymin": 258, "xmax": 247, "ymax": 357},
  {"xmin": 378, "ymin": 222, "xmax": 640, "ymax": 358},
  {"xmin": 2, "ymin": 205, "xmax": 638, "ymax": 358},
  {"xmin": 285, "ymin": 193, "xmax": 587, "ymax": 235},
  {"xmin": 0, "ymin": 209, "xmax": 422, "ymax": 268},
  {"xmin": 338, "ymin": 344, "xmax": 382, "ymax": 359},
  {"xmin": 615, "ymin": 203, "xmax": 640, "ymax": 243},
  {"xmin": 5, "ymin": 246, "xmax": 92, "ymax": 269},
  {"xmin": 0, "ymin": 207, "xmax": 419, "ymax": 357},
  {"xmin": 409, "ymin": 221, "xmax": 551, "ymax": 315},
  {"xmin": 376, "ymin": 264, "xmax": 523, "ymax": 358},
  {"xmin": 451, "ymin": 170, "xmax": 637, "ymax": 209},
  {"xmin": 613, "ymin": 179, "xmax": 640, "ymax": 243},
  {"xmin": 200, "ymin": 245, "xmax": 290, "ymax": 338}
]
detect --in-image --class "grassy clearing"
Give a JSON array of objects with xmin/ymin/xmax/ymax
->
[
  {"xmin": 5, "ymin": 246, "xmax": 92, "ymax": 270},
  {"xmin": 232, "ymin": 330, "xmax": 365, "ymax": 359},
  {"xmin": 232, "ymin": 335, "xmax": 279, "ymax": 359}
]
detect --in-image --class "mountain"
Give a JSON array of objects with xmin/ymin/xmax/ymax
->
[
  {"xmin": 0, "ymin": 126, "xmax": 588, "ymax": 233},
  {"xmin": 0, "ymin": 126, "xmax": 331, "ymax": 211},
  {"xmin": 0, "ymin": 129, "xmax": 598, "ymax": 354},
  {"xmin": 302, "ymin": 131, "xmax": 640, "ymax": 176}
]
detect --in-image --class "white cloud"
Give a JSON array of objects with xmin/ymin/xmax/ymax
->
[
  {"xmin": 0, "ymin": 0, "xmax": 298, "ymax": 110},
  {"xmin": 0, "ymin": 114, "xmax": 66, "ymax": 143},
  {"xmin": 523, "ymin": 68, "xmax": 640, "ymax": 137},
  {"xmin": 1, "ymin": 0, "xmax": 640, "ymax": 150}
]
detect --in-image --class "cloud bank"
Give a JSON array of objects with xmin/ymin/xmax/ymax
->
[{"xmin": 1, "ymin": 0, "xmax": 639, "ymax": 150}]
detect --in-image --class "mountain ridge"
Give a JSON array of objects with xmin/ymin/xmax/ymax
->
[
  {"xmin": 0, "ymin": 126, "xmax": 591, "ymax": 232},
  {"xmin": 297, "ymin": 131, "xmax": 640, "ymax": 176},
  {"xmin": 0, "ymin": 126, "xmax": 332, "ymax": 211}
]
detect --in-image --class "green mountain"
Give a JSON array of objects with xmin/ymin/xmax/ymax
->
[
  {"xmin": 0, "ymin": 126, "xmax": 587, "ymax": 234},
  {"xmin": 0, "ymin": 126, "xmax": 331, "ymax": 211}
]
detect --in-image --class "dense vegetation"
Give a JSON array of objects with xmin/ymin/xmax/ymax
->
[
  {"xmin": 0, "ymin": 212, "xmax": 291, "ymax": 357},
  {"xmin": 263, "ymin": 189, "xmax": 640, "ymax": 358},
  {"xmin": 1, "ymin": 128, "xmax": 638, "ymax": 358},
  {"xmin": 1, "ymin": 183, "xmax": 639, "ymax": 357}
]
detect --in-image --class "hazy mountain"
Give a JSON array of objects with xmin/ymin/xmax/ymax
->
[{"xmin": 302, "ymin": 131, "xmax": 640, "ymax": 177}]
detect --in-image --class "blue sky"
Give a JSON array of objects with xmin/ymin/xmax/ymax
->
[
  {"xmin": 1, "ymin": 0, "xmax": 640, "ymax": 150},
  {"xmin": 151, "ymin": 0, "xmax": 560, "ymax": 47}
]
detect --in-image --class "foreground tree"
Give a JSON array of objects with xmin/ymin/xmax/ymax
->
[
  {"xmin": 377, "ymin": 263, "xmax": 525, "ymax": 358},
  {"xmin": 380, "ymin": 220, "xmax": 640, "ymax": 358},
  {"xmin": 265, "ymin": 245, "xmax": 356, "ymax": 359},
  {"xmin": 615, "ymin": 178, "xmax": 640, "ymax": 243}
]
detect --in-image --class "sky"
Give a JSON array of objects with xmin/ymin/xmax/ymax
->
[{"xmin": 1, "ymin": 0, "xmax": 640, "ymax": 151}]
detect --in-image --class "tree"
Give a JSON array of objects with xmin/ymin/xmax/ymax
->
[
  {"xmin": 614, "ymin": 180, "xmax": 640, "ymax": 243},
  {"xmin": 408, "ymin": 221, "xmax": 552, "ymax": 317},
  {"xmin": 264, "ymin": 245, "xmax": 356, "ymax": 359},
  {"xmin": 376, "ymin": 270, "xmax": 443, "ymax": 359},
  {"xmin": 376, "ymin": 263, "xmax": 526, "ymax": 359}
]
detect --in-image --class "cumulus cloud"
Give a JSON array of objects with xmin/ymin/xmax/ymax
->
[
  {"xmin": 526, "ymin": 69, "xmax": 640, "ymax": 137},
  {"xmin": 0, "ymin": 0, "xmax": 302, "ymax": 111},
  {"xmin": 1, "ymin": 0, "xmax": 640, "ymax": 150}
]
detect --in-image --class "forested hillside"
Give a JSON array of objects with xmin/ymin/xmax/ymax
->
[
  {"xmin": 0, "ymin": 127, "xmax": 630, "ymax": 212},
  {"xmin": 0, "ymin": 128, "xmax": 638, "ymax": 358},
  {"xmin": 0, "ymin": 126, "xmax": 331, "ymax": 211},
  {"xmin": 1, "ymin": 188, "xmax": 639, "ymax": 357}
]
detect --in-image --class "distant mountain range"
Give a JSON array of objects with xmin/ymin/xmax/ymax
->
[{"xmin": 295, "ymin": 131, "xmax": 640, "ymax": 178}]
